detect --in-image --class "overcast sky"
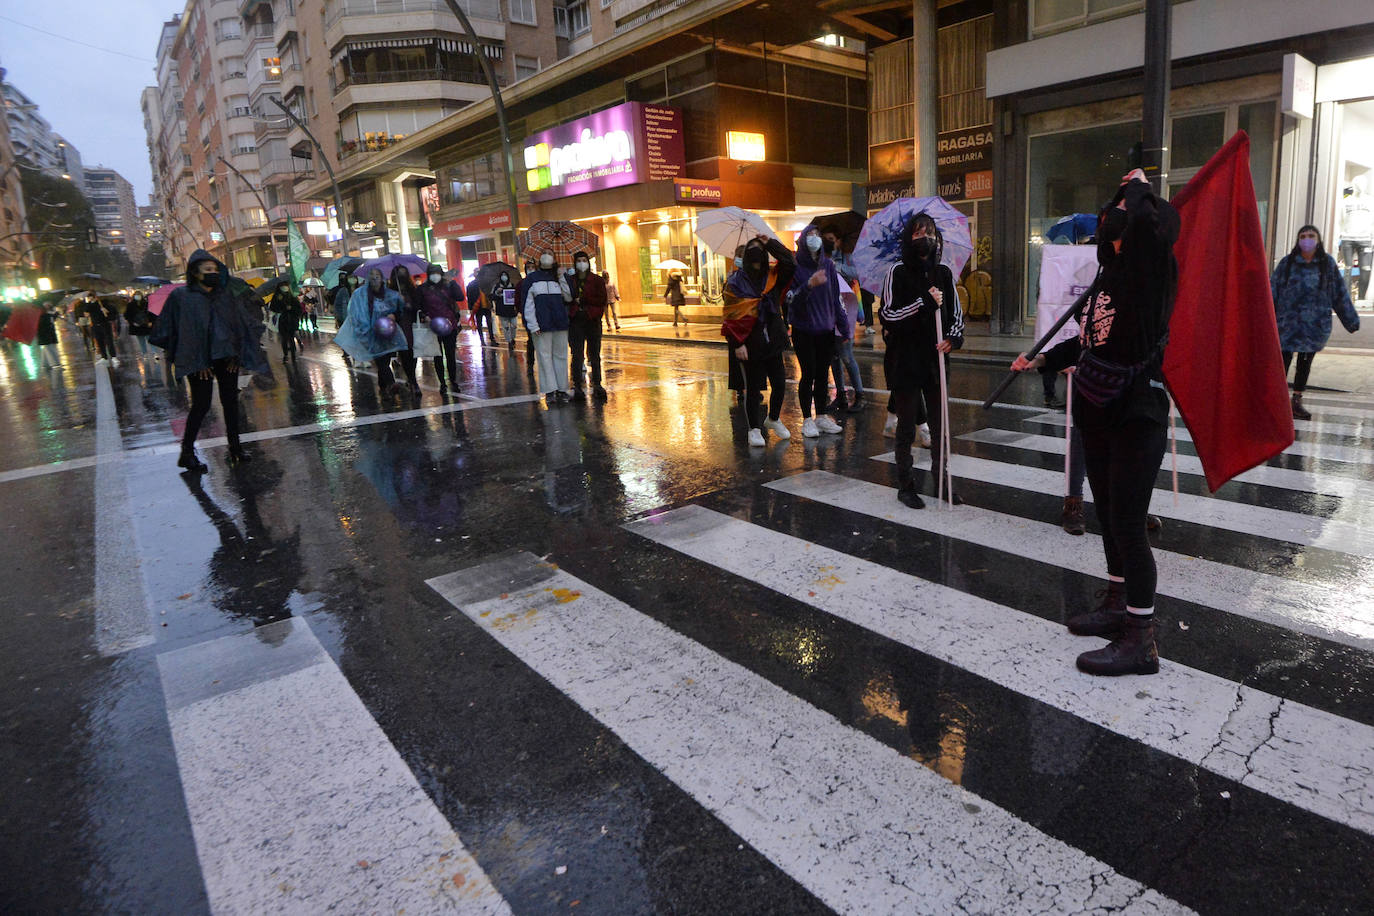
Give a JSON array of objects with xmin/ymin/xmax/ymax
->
[{"xmin": 1, "ymin": 2, "xmax": 175, "ymax": 204}]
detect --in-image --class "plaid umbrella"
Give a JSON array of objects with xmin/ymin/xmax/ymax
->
[{"xmin": 517, "ymin": 220, "xmax": 599, "ymax": 265}]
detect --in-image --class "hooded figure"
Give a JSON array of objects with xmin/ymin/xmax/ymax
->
[
  {"xmin": 1019, "ymin": 171, "xmax": 1181, "ymax": 677},
  {"xmin": 491, "ymin": 267, "xmax": 519, "ymax": 352},
  {"xmin": 722, "ymin": 234, "xmax": 796, "ymax": 445},
  {"xmin": 341, "ymin": 267, "xmax": 410, "ymax": 398},
  {"xmin": 565, "ymin": 250, "xmax": 608, "ymax": 399},
  {"xmin": 269, "ymin": 279, "xmax": 303, "ymax": 360},
  {"xmin": 150, "ymin": 249, "xmax": 266, "ymax": 469},
  {"xmin": 786, "ymin": 225, "xmax": 849, "ymax": 437},
  {"xmin": 417, "ymin": 262, "xmax": 462, "ymax": 393}
]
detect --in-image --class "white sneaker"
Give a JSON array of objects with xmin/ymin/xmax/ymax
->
[
  {"xmin": 865, "ymin": 327, "xmax": 876, "ymax": 335},
  {"xmin": 918, "ymin": 423, "xmax": 932, "ymax": 448},
  {"xmin": 883, "ymin": 413, "xmax": 897, "ymax": 438},
  {"xmin": 748, "ymin": 428, "xmax": 766, "ymax": 447},
  {"xmin": 94, "ymin": 358, "xmax": 109, "ymax": 368},
  {"xmin": 111, "ymin": 357, "xmax": 121, "ymax": 368},
  {"xmin": 764, "ymin": 418, "xmax": 791, "ymax": 440},
  {"xmin": 802, "ymin": 417, "xmax": 819, "ymax": 438},
  {"xmin": 816, "ymin": 414, "xmax": 842, "ymax": 434}
]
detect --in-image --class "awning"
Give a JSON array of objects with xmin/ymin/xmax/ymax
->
[{"xmin": 335, "ymin": 35, "xmax": 503, "ymax": 60}]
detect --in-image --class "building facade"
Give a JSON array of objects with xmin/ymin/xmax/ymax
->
[
  {"xmin": 0, "ymin": 62, "xmax": 30, "ymax": 285},
  {"xmin": 84, "ymin": 167, "xmax": 144, "ymax": 262}
]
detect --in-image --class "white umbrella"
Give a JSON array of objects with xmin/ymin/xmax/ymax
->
[
  {"xmin": 694, "ymin": 206, "xmax": 778, "ymax": 258},
  {"xmin": 301, "ymin": 277, "xmax": 324, "ymax": 287},
  {"xmin": 655, "ymin": 259, "xmax": 690, "ymax": 271}
]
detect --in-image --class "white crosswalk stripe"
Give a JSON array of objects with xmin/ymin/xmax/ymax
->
[
  {"xmin": 1021, "ymin": 410, "xmax": 1374, "ymax": 459},
  {"xmin": 871, "ymin": 450, "xmax": 1374, "ymax": 558},
  {"xmin": 428, "ymin": 552, "xmax": 1190, "ymax": 915},
  {"xmin": 764, "ymin": 469, "xmax": 1374, "ymax": 649},
  {"xmin": 625, "ymin": 505, "xmax": 1374, "ymax": 838}
]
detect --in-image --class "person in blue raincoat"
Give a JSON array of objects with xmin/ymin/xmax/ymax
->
[
  {"xmin": 1270, "ymin": 224, "xmax": 1360, "ymax": 420},
  {"xmin": 341, "ymin": 267, "xmax": 409, "ymax": 396},
  {"xmin": 150, "ymin": 248, "xmax": 267, "ymax": 471}
]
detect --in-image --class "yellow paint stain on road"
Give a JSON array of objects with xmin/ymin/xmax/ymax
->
[
  {"xmin": 490, "ymin": 607, "xmax": 539, "ymax": 631},
  {"xmin": 813, "ymin": 566, "xmax": 845, "ymax": 590},
  {"xmin": 547, "ymin": 587, "xmax": 582, "ymax": 604}
]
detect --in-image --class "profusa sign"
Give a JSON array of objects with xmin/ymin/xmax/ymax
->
[{"xmin": 523, "ymin": 102, "xmax": 685, "ymax": 203}]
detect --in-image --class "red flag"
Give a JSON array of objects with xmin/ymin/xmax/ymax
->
[
  {"xmin": 2, "ymin": 304, "xmax": 41, "ymax": 345},
  {"xmin": 1165, "ymin": 131, "xmax": 1293, "ymax": 491}
]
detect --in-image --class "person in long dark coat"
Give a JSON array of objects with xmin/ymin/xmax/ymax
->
[
  {"xmin": 36, "ymin": 300, "xmax": 61, "ymax": 371},
  {"xmin": 388, "ymin": 265, "xmax": 423, "ymax": 398},
  {"xmin": 269, "ymin": 280, "xmax": 303, "ymax": 361},
  {"xmin": 150, "ymin": 249, "xmax": 266, "ymax": 470},
  {"xmin": 125, "ymin": 291, "xmax": 155, "ymax": 358}
]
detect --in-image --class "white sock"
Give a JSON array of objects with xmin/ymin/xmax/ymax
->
[
  {"xmin": 1127, "ymin": 605, "xmax": 1154, "ymax": 617},
  {"xmin": 1108, "ymin": 575, "xmax": 1125, "ymax": 584}
]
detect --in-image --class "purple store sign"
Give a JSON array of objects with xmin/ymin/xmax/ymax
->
[{"xmin": 522, "ymin": 102, "xmax": 685, "ymax": 203}]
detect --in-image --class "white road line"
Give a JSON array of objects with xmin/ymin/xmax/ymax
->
[
  {"xmin": 428, "ymin": 553, "xmax": 1187, "ymax": 915},
  {"xmin": 765, "ymin": 470, "xmax": 1374, "ymax": 649},
  {"xmin": 962, "ymin": 428, "xmax": 1373, "ymax": 499},
  {"xmin": 627, "ymin": 506, "xmax": 1374, "ymax": 838},
  {"xmin": 871, "ymin": 451, "xmax": 1374, "ymax": 559},
  {"xmin": 93, "ymin": 362, "xmax": 155, "ymax": 655},
  {"xmin": 1019, "ymin": 411, "xmax": 1374, "ymax": 464},
  {"xmin": 158, "ymin": 616, "xmax": 510, "ymax": 915}
]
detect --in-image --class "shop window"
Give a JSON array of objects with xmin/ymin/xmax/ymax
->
[
  {"xmin": 1170, "ymin": 111, "xmax": 1226, "ymax": 171},
  {"xmin": 847, "ymin": 107, "xmax": 868, "ymax": 172},
  {"xmin": 1238, "ymin": 101, "xmax": 1276, "ymax": 233}
]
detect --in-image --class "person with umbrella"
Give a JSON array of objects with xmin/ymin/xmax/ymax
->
[
  {"xmin": 522, "ymin": 251, "xmax": 573, "ymax": 406},
  {"xmin": 880, "ymin": 211, "xmax": 965, "ymax": 508},
  {"xmin": 343, "ymin": 267, "xmax": 410, "ymax": 397},
  {"xmin": 565, "ymin": 250, "xmax": 608, "ymax": 400},
  {"xmin": 150, "ymin": 249, "xmax": 266, "ymax": 470},
  {"xmin": 300, "ymin": 279, "xmax": 322, "ymax": 332},
  {"xmin": 125, "ymin": 290, "xmax": 156, "ymax": 360},
  {"xmin": 514, "ymin": 258, "xmax": 538, "ymax": 374},
  {"xmin": 821, "ymin": 224, "xmax": 866, "ymax": 413},
  {"xmin": 35, "ymin": 299, "xmax": 62, "ymax": 372},
  {"xmin": 78, "ymin": 291, "xmax": 120, "ymax": 367},
  {"xmin": 492, "ymin": 268, "xmax": 519, "ymax": 354},
  {"xmin": 1011, "ymin": 170, "xmax": 1179, "ymax": 676},
  {"xmin": 387, "ymin": 265, "xmax": 424, "ymax": 398},
  {"xmin": 269, "ymin": 279, "xmax": 303, "ymax": 361},
  {"xmin": 665, "ymin": 271, "xmax": 687, "ymax": 327},
  {"xmin": 333, "ymin": 273, "xmax": 359, "ymax": 334},
  {"xmin": 787, "ymin": 225, "xmax": 848, "ymax": 438},
  {"xmin": 723, "ymin": 234, "xmax": 796, "ymax": 446},
  {"xmin": 417, "ymin": 262, "xmax": 463, "ymax": 393}
]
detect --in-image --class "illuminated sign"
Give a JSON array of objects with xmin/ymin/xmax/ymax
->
[
  {"xmin": 726, "ymin": 131, "xmax": 766, "ymax": 162},
  {"xmin": 674, "ymin": 180, "xmax": 723, "ymax": 205},
  {"xmin": 312, "ymin": 205, "xmax": 326, "ymax": 218},
  {"xmin": 305, "ymin": 220, "xmax": 329, "ymax": 235},
  {"xmin": 521, "ymin": 102, "xmax": 684, "ymax": 203}
]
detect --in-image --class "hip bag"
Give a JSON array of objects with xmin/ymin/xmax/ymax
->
[{"xmin": 1073, "ymin": 350, "xmax": 1143, "ymax": 406}]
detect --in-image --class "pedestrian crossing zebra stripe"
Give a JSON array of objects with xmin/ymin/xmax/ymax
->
[
  {"xmin": 625, "ymin": 505, "xmax": 1374, "ymax": 838},
  {"xmin": 870, "ymin": 451, "xmax": 1374, "ymax": 560},
  {"xmin": 426, "ymin": 552, "xmax": 1190, "ymax": 916},
  {"xmin": 1025, "ymin": 409, "xmax": 1374, "ymax": 445},
  {"xmin": 961, "ymin": 428, "xmax": 1374, "ymax": 501},
  {"xmin": 764, "ymin": 470, "xmax": 1374, "ymax": 651},
  {"xmin": 1275, "ymin": 400, "xmax": 1374, "ymax": 421},
  {"xmin": 157, "ymin": 617, "xmax": 510, "ymax": 915}
]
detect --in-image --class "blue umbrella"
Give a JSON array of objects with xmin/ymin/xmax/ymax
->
[
  {"xmin": 1045, "ymin": 213, "xmax": 1098, "ymax": 244},
  {"xmin": 852, "ymin": 196, "xmax": 973, "ymax": 293},
  {"xmin": 320, "ymin": 256, "xmax": 364, "ymax": 290},
  {"xmin": 350, "ymin": 253, "xmax": 428, "ymax": 281}
]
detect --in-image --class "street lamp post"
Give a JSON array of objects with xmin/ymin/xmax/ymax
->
[
  {"xmin": 268, "ymin": 97, "xmax": 354, "ymax": 256},
  {"xmin": 218, "ymin": 155, "xmax": 281, "ymax": 277},
  {"xmin": 184, "ymin": 190, "xmax": 232, "ymax": 261},
  {"xmin": 440, "ymin": 0, "xmax": 521, "ymax": 243}
]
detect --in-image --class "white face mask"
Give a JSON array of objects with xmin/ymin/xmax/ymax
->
[
  {"xmin": 806, "ymin": 234, "xmax": 823, "ymax": 253},
  {"xmin": 734, "ymin": 257, "xmax": 743, "ymax": 268},
  {"xmin": 575, "ymin": 260, "xmax": 588, "ymax": 273},
  {"xmin": 539, "ymin": 254, "xmax": 555, "ymax": 270},
  {"xmin": 428, "ymin": 273, "xmax": 441, "ymax": 283}
]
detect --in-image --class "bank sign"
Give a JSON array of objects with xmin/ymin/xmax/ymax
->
[{"xmin": 523, "ymin": 102, "xmax": 685, "ymax": 203}]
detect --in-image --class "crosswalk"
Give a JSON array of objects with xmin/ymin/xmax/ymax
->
[{"xmin": 148, "ymin": 393, "xmax": 1374, "ymax": 913}]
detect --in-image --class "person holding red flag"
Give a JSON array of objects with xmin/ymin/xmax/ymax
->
[
  {"xmin": 723, "ymin": 234, "xmax": 796, "ymax": 446},
  {"xmin": 1013, "ymin": 170, "xmax": 1178, "ymax": 676}
]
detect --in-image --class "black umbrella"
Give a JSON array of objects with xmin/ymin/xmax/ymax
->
[
  {"xmin": 132, "ymin": 275, "xmax": 172, "ymax": 286},
  {"xmin": 474, "ymin": 261, "xmax": 520, "ymax": 295},
  {"xmin": 813, "ymin": 211, "xmax": 867, "ymax": 254}
]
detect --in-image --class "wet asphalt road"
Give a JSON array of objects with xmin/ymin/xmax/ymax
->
[{"xmin": 2, "ymin": 324, "xmax": 1373, "ymax": 914}]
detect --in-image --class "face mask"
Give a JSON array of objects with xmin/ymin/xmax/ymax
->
[
  {"xmin": 575, "ymin": 260, "xmax": 588, "ymax": 273},
  {"xmin": 822, "ymin": 239, "xmax": 836, "ymax": 255},
  {"xmin": 539, "ymin": 254, "xmax": 555, "ymax": 270},
  {"xmin": 806, "ymin": 235, "xmax": 823, "ymax": 253},
  {"xmin": 428, "ymin": 272, "xmax": 442, "ymax": 283},
  {"xmin": 199, "ymin": 269, "xmax": 219, "ymax": 286},
  {"xmin": 911, "ymin": 237, "xmax": 934, "ymax": 258},
  {"xmin": 734, "ymin": 257, "xmax": 743, "ymax": 269},
  {"xmin": 1098, "ymin": 207, "xmax": 1127, "ymax": 243},
  {"xmin": 500, "ymin": 274, "xmax": 509, "ymax": 283},
  {"xmin": 1298, "ymin": 237, "xmax": 1318, "ymax": 254}
]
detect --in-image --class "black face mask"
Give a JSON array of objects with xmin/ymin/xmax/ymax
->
[
  {"xmin": 1098, "ymin": 207, "xmax": 1127, "ymax": 243},
  {"xmin": 822, "ymin": 239, "xmax": 836, "ymax": 256},
  {"xmin": 911, "ymin": 237, "xmax": 935, "ymax": 259}
]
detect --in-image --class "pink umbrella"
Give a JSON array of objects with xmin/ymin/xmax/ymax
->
[{"xmin": 148, "ymin": 283, "xmax": 183, "ymax": 316}]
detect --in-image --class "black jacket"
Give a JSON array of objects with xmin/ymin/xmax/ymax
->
[
  {"xmin": 879, "ymin": 259, "xmax": 964, "ymax": 391},
  {"xmin": 150, "ymin": 249, "xmax": 266, "ymax": 379}
]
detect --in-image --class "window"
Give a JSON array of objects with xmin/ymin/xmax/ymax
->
[
  {"xmin": 514, "ymin": 55, "xmax": 539, "ymax": 81},
  {"xmin": 215, "ymin": 19, "xmax": 241, "ymax": 41},
  {"xmin": 1030, "ymin": 0, "xmax": 1184, "ymax": 38},
  {"xmin": 568, "ymin": 1, "xmax": 590, "ymax": 36},
  {"xmin": 553, "ymin": 6, "xmax": 569, "ymax": 39},
  {"xmin": 509, "ymin": 0, "xmax": 536, "ymax": 25}
]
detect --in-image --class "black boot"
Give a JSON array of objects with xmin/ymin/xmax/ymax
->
[
  {"xmin": 227, "ymin": 446, "xmax": 251, "ymax": 466},
  {"xmin": 1067, "ymin": 581, "xmax": 1126, "ymax": 636},
  {"xmin": 1061, "ymin": 496, "xmax": 1085, "ymax": 535},
  {"xmin": 1076, "ymin": 615, "xmax": 1159, "ymax": 676},
  {"xmin": 178, "ymin": 446, "xmax": 208, "ymax": 473},
  {"xmin": 896, "ymin": 480, "xmax": 925, "ymax": 509},
  {"xmin": 1291, "ymin": 392, "xmax": 1311, "ymax": 421}
]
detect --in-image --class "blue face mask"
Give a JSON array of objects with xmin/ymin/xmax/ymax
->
[
  {"xmin": 734, "ymin": 257, "xmax": 743, "ymax": 269},
  {"xmin": 806, "ymin": 235, "xmax": 823, "ymax": 253},
  {"xmin": 1298, "ymin": 237, "xmax": 1318, "ymax": 254}
]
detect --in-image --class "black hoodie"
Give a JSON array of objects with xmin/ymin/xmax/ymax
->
[{"xmin": 150, "ymin": 249, "xmax": 264, "ymax": 379}]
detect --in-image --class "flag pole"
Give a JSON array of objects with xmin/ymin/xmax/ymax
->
[{"xmin": 981, "ymin": 285, "xmax": 1093, "ymax": 409}]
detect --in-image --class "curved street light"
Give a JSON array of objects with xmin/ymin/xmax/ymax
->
[{"xmin": 218, "ymin": 156, "xmax": 280, "ymax": 277}]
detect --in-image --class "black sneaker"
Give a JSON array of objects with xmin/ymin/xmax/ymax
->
[
  {"xmin": 227, "ymin": 447, "xmax": 252, "ymax": 466},
  {"xmin": 896, "ymin": 485, "xmax": 925, "ymax": 509},
  {"xmin": 847, "ymin": 397, "xmax": 865, "ymax": 413},
  {"xmin": 178, "ymin": 447, "xmax": 208, "ymax": 473},
  {"xmin": 592, "ymin": 386, "xmax": 608, "ymax": 401}
]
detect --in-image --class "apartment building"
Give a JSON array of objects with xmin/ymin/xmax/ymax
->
[
  {"xmin": 84, "ymin": 166, "xmax": 145, "ymax": 262},
  {"xmin": 139, "ymin": 204, "xmax": 166, "ymax": 248},
  {"xmin": 0, "ymin": 63, "xmax": 29, "ymax": 282},
  {"xmin": 2, "ymin": 80, "xmax": 84, "ymax": 187}
]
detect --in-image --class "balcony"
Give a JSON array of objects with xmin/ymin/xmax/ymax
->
[
  {"xmin": 246, "ymin": 64, "xmax": 283, "ymax": 101},
  {"xmin": 334, "ymin": 66, "xmax": 494, "ymax": 92},
  {"xmin": 260, "ymin": 157, "xmax": 316, "ymax": 184},
  {"xmin": 254, "ymin": 115, "xmax": 288, "ymax": 146},
  {"xmin": 324, "ymin": 0, "xmax": 504, "ymax": 57},
  {"xmin": 332, "ymin": 74, "xmax": 488, "ymax": 115}
]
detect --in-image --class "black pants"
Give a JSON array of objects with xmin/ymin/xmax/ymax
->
[
  {"xmin": 474, "ymin": 308, "xmax": 495, "ymax": 343},
  {"xmin": 569, "ymin": 315, "xmax": 603, "ymax": 388},
  {"xmin": 1282, "ymin": 351, "xmax": 1316, "ymax": 391},
  {"xmin": 433, "ymin": 332, "xmax": 459, "ymax": 388},
  {"xmin": 1080, "ymin": 418, "xmax": 1166, "ymax": 609},
  {"xmin": 792, "ymin": 330, "xmax": 835, "ymax": 418},
  {"xmin": 92, "ymin": 324, "xmax": 115, "ymax": 360},
  {"xmin": 892, "ymin": 375, "xmax": 944, "ymax": 495},
  {"xmin": 744, "ymin": 353, "xmax": 786, "ymax": 429},
  {"xmin": 184, "ymin": 360, "xmax": 241, "ymax": 451},
  {"xmin": 396, "ymin": 350, "xmax": 419, "ymax": 388},
  {"xmin": 280, "ymin": 326, "xmax": 297, "ymax": 358}
]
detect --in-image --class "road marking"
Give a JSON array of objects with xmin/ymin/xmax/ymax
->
[
  {"xmin": 1027, "ymin": 409, "xmax": 1374, "ymax": 443},
  {"xmin": 870, "ymin": 451, "xmax": 1374, "ymax": 559},
  {"xmin": 626, "ymin": 505, "xmax": 1374, "ymax": 838},
  {"xmin": 158, "ymin": 616, "xmax": 510, "ymax": 915},
  {"xmin": 765, "ymin": 470, "xmax": 1374, "ymax": 649},
  {"xmin": 428, "ymin": 552, "xmax": 1187, "ymax": 915},
  {"xmin": 962, "ymin": 428, "xmax": 1373, "ymax": 499},
  {"xmin": 93, "ymin": 362, "xmax": 155, "ymax": 655}
]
